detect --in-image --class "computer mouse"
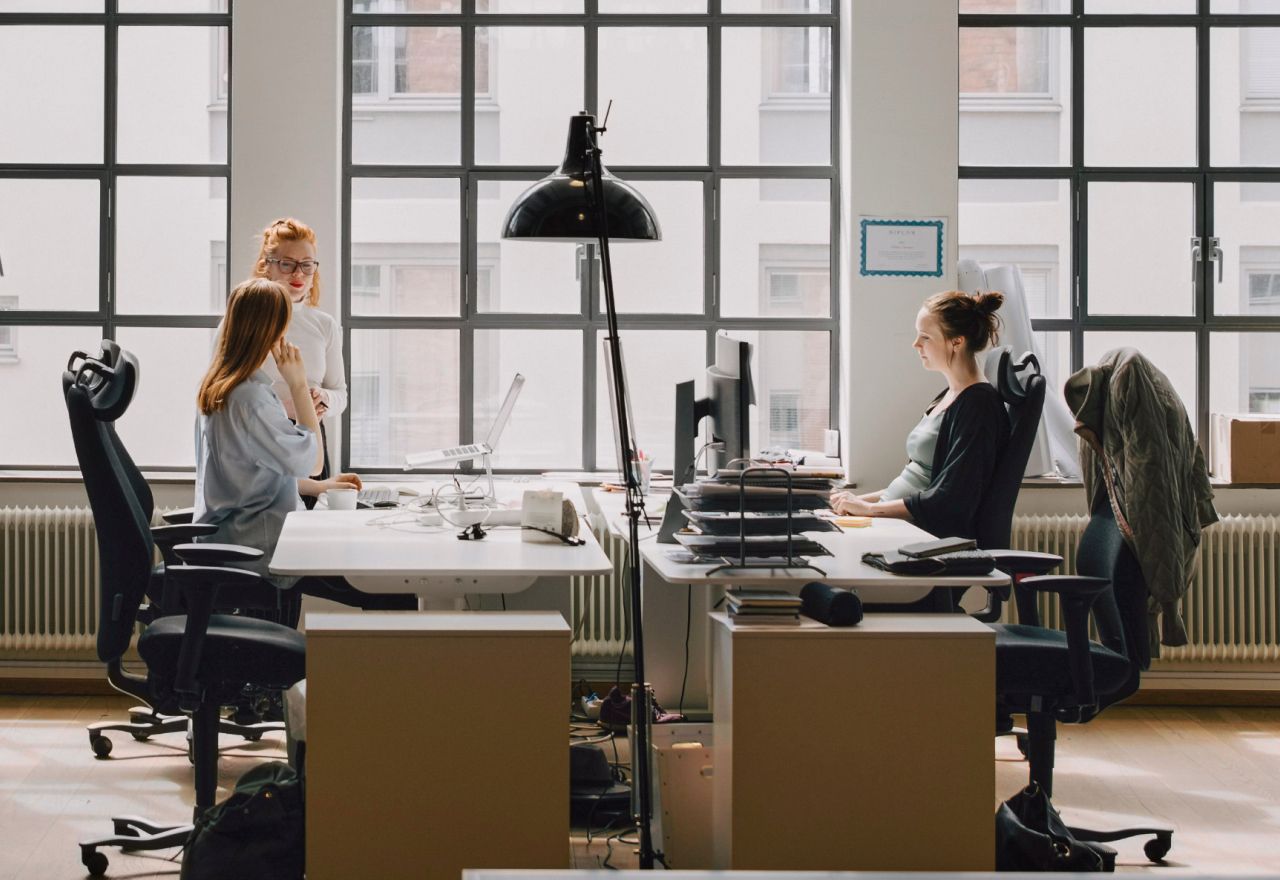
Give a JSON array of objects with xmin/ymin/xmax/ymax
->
[{"xmin": 373, "ymin": 500, "xmax": 400, "ymax": 509}]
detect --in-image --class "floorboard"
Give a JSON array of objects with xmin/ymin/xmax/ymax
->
[{"xmin": 2, "ymin": 699, "xmax": 1278, "ymax": 877}]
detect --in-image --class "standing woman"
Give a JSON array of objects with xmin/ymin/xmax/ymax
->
[{"xmin": 251, "ymin": 218, "xmax": 346, "ymax": 487}]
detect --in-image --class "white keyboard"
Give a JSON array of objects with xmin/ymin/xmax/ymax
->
[{"xmin": 357, "ymin": 487, "xmax": 396, "ymax": 505}]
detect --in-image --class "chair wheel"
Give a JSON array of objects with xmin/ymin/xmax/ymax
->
[
  {"xmin": 243, "ymin": 731, "xmax": 263, "ymax": 742},
  {"xmin": 1015, "ymin": 734, "xmax": 1028, "ymax": 758},
  {"xmin": 91, "ymin": 735, "xmax": 113, "ymax": 759},
  {"xmin": 131, "ymin": 732, "xmax": 151, "ymax": 742},
  {"xmin": 1144, "ymin": 835, "xmax": 1171, "ymax": 862},
  {"xmin": 82, "ymin": 849, "xmax": 108, "ymax": 876}
]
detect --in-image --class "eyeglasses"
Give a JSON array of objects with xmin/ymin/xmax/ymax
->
[{"xmin": 267, "ymin": 258, "xmax": 320, "ymax": 275}]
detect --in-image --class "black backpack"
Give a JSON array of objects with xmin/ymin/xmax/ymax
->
[{"xmin": 181, "ymin": 761, "xmax": 304, "ymax": 880}]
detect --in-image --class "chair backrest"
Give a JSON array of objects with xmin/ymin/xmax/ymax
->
[
  {"xmin": 64, "ymin": 344, "xmax": 155, "ymax": 663},
  {"xmin": 1076, "ymin": 490, "xmax": 1150, "ymax": 707},
  {"xmin": 974, "ymin": 346, "xmax": 1047, "ymax": 550}
]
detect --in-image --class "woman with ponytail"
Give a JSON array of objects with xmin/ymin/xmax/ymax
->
[{"xmin": 832, "ymin": 290, "xmax": 1010, "ymax": 540}]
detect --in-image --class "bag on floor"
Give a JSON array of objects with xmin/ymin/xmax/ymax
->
[
  {"xmin": 996, "ymin": 783, "xmax": 1109, "ymax": 872},
  {"xmin": 181, "ymin": 761, "xmax": 304, "ymax": 880}
]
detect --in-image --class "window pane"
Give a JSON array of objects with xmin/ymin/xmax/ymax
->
[
  {"xmin": 1086, "ymin": 0, "xmax": 1195, "ymax": 10},
  {"xmin": 1032, "ymin": 331, "xmax": 1072, "ymax": 399},
  {"xmin": 1083, "ymin": 331, "xmax": 1197, "ymax": 423},
  {"xmin": 1211, "ymin": 333, "xmax": 1280, "ymax": 428},
  {"xmin": 730, "ymin": 330, "xmax": 830, "ymax": 454},
  {"xmin": 958, "ymin": 179, "xmax": 1071, "ymax": 319},
  {"xmin": 720, "ymin": 178, "xmax": 830, "ymax": 318},
  {"xmin": 608, "ymin": 179, "xmax": 705, "ymax": 315},
  {"xmin": 600, "ymin": 0, "xmax": 705, "ymax": 10},
  {"xmin": 594, "ymin": 330, "xmax": 705, "ymax": 473},
  {"xmin": 959, "ymin": 0, "xmax": 1067, "ymax": 10},
  {"xmin": 1212, "ymin": 28, "xmax": 1280, "ymax": 167},
  {"xmin": 1212, "ymin": 181, "xmax": 1280, "ymax": 317},
  {"xmin": 0, "ymin": 0, "xmax": 101, "ymax": 8},
  {"xmin": 723, "ymin": 0, "xmax": 831, "ymax": 15},
  {"xmin": 350, "ymin": 328, "xmax": 460, "ymax": 468},
  {"xmin": 1084, "ymin": 28, "xmax": 1197, "ymax": 167},
  {"xmin": 351, "ymin": 178, "xmax": 460, "ymax": 317},
  {"xmin": 1213, "ymin": 0, "xmax": 1280, "ymax": 10},
  {"xmin": 114, "ymin": 328, "xmax": 216, "ymax": 468},
  {"xmin": 959, "ymin": 27, "xmax": 1071, "ymax": 167},
  {"xmin": 115, "ymin": 177, "xmax": 227, "ymax": 315},
  {"xmin": 475, "ymin": 329, "xmax": 582, "ymax": 469},
  {"xmin": 478, "ymin": 0, "xmax": 582, "ymax": 9},
  {"xmin": 0, "ymin": 326, "xmax": 105, "ymax": 467},
  {"xmin": 0, "ymin": 179, "xmax": 99, "ymax": 312},
  {"xmin": 120, "ymin": 0, "xmax": 226, "ymax": 9},
  {"xmin": 476, "ymin": 180, "xmax": 580, "ymax": 314},
  {"xmin": 722, "ymin": 27, "xmax": 831, "ymax": 166},
  {"xmin": 476, "ymin": 28, "xmax": 584, "ymax": 166},
  {"xmin": 1087, "ymin": 180, "xmax": 1194, "ymax": 316},
  {"xmin": 118, "ymin": 27, "xmax": 228, "ymax": 165},
  {"xmin": 598, "ymin": 28, "xmax": 707, "ymax": 166},
  {"xmin": 351, "ymin": 27, "xmax": 461, "ymax": 165},
  {"xmin": 354, "ymin": 0, "xmax": 461, "ymax": 11},
  {"xmin": 0, "ymin": 27, "xmax": 103, "ymax": 164}
]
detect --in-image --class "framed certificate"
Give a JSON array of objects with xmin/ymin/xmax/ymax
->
[{"xmin": 859, "ymin": 218, "xmax": 946, "ymax": 277}]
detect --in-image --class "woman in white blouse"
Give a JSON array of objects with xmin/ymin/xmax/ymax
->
[{"xmin": 249, "ymin": 218, "xmax": 347, "ymax": 485}]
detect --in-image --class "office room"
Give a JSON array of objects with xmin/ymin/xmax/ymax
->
[{"xmin": 3, "ymin": 0, "xmax": 1280, "ymax": 877}]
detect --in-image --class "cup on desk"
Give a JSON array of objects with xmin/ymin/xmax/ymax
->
[
  {"xmin": 631, "ymin": 457, "xmax": 652, "ymax": 495},
  {"xmin": 327, "ymin": 487, "xmax": 358, "ymax": 511}
]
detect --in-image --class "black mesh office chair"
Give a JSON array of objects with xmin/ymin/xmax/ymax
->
[
  {"xmin": 65, "ymin": 344, "xmax": 282, "ymax": 758},
  {"xmin": 66, "ymin": 347, "xmax": 307, "ymax": 877},
  {"xmin": 991, "ymin": 492, "xmax": 1175, "ymax": 866}
]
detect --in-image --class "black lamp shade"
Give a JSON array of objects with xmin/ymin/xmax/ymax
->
[{"xmin": 501, "ymin": 114, "xmax": 661, "ymax": 243}]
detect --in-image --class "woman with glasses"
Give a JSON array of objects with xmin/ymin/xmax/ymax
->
[{"xmin": 249, "ymin": 218, "xmax": 346, "ymax": 490}]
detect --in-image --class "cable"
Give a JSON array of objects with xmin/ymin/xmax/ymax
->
[{"xmin": 678, "ymin": 584, "xmax": 691, "ymax": 719}]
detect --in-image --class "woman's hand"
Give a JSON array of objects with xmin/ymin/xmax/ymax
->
[
  {"xmin": 310, "ymin": 386, "xmax": 330, "ymax": 418},
  {"xmin": 831, "ymin": 491, "xmax": 875, "ymax": 517},
  {"xmin": 311, "ymin": 473, "xmax": 363, "ymax": 494},
  {"xmin": 272, "ymin": 340, "xmax": 308, "ymax": 394}
]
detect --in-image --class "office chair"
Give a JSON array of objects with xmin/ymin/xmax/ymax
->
[
  {"xmin": 66, "ymin": 348, "xmax": 307, "ymax": 877},
  {"xmin": 65, "ymin": 344, "xmax": 282, "ymax": 758},
  {"xmin": 991, "ymin": 492, "xmax": 1175, "ymax": 866}
]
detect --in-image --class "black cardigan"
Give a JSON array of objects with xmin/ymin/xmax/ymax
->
[{"xmin": 902, "ymin": 382, "xmax": 1009, "ymax": 540}]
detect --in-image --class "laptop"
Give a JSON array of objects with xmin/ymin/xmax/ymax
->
[{"xmin": 404, "ymin": 374, "xmax": 525, "ymax": 468}]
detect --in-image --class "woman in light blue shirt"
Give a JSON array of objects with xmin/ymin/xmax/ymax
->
[{"xmin": 194, "ymin": 277, "xmax": 361, "ymax": 589}]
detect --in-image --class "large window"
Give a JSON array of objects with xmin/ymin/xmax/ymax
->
[
  {"xmin": 960, "ymin": 0, "xmax": 1280, "ymax": 449},
  {"xmin": 0, "ymin": 1, "xmax": 230, "ymax": 469},
  {"xmin": 344, "ymin": 0, "xmax": 840, "ymax": 473}
]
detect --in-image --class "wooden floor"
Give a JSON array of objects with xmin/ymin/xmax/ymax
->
[{"xmin": 2, "ymin": 697, "xmax": 1279, "ymax": 878}]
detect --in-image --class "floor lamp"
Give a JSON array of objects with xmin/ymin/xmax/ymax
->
[{"xmin": 502, "ymin": 112, "xmax": 662, "ymax": 868}]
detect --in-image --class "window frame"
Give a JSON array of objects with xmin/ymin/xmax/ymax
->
[
  {"xmin": 0, "ymin": 2, "xmax": 232, "ymax": 472},
  {"xmin": 343, "ymin": 0, "xmax": 841, "ymax": 475},
  {"xmin": 960, "ymin": 0, "xmax": 1280, "ymax": 449}
]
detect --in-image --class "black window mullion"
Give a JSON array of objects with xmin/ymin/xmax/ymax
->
[{"xmin": 104, "ymin": 5, "xmax": 117, "ymax": 338}]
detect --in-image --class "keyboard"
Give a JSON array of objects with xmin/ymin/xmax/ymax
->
[{"xmin": 357, "ymin": 487, "xmax": 396, "ymax": 506}]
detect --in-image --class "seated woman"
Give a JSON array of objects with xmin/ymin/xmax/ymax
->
[
  {"xmin": 831, "ymin": 290, "xmax": 1010, "ymax": 540},
  {"xmin": 195, "ymin": 277, "xmax": 413, "ymax": 619}
]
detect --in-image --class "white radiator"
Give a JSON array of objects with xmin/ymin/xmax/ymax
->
[
  {"xmin": 570, "ymin": 516, "xmax": 631, "ymax": 659},
  {"xmin": 1008, "ymin": 514, "xmax": 1280, "ymax": 668},
  {"xmin": 1, "ymin": 507, "xmax": 100, "ymax": 652}
]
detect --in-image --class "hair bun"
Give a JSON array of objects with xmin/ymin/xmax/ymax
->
[{"xmin": 975, "ymin": 290, "xmax": 1005, "ymax": 314}]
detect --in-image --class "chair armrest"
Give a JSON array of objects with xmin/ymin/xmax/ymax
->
[
  {"xmin": 1021, "ymin": 575, "xmax": 1111, "ymax": 709},
  {"xmin": 988, "ymin": 550, "xmax": 1063, "ymax": 577},
  {"xmin": 166, "ymin": 563, "xmax": 266, "ymax": 708},
  {"xmin": 172, "ymin": 543, "xmax": 265, "ymax": 566},
  {"xmin": 161, "ymin": 508, "xmax": 196, "ymax": 525},
  {"xmin": 152, "ymin": 524, "xmax": 218, "ymax": 545}
]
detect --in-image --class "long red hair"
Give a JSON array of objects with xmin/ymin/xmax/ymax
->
[{"xmin": 198, "ymin": 278, "xmax": 292, "ymax": 415}]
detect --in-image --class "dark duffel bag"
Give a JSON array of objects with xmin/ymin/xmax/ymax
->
[
  {"xmin": 997, "ymin": 783, "xmax": 1113, "ymax": 872},
  {"xmin": 181, "ymin": 761, "xmax": 304, "ymax": 880}
]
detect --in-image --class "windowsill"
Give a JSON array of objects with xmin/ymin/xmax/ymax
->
[{"xmin": 959, "ymin": 96, "xmax": 1063, "ymax": 114}]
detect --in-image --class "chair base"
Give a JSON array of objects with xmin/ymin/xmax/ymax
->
[
  {"xmin": 79, "ymin": 817, "xmax": 193, "ymax": 877},
  {"xmin": 86, "ymin": 706, "xmax": 284, "ymax": 759},
  {"xmin": 1070, "ymin": 823, "xmax": 1175, "ymax": 864}
]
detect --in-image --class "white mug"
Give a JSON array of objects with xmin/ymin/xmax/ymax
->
[{"xmin": 327, "ymin": 487, "xmax": 358, "ymax": 511}]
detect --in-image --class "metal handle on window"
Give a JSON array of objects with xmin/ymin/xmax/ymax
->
[
  {"xmin": 1190, "ymin": 236, "xmax": 1202, "ymax": 282},
  {"xmin": 1209, "ymin": 236, "xmax": 1224, "ymax": 284}
]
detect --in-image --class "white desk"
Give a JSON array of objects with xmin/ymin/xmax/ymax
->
[{"xmin": 270, "ymin": 481, "xmax": 611, "ymax": 606}]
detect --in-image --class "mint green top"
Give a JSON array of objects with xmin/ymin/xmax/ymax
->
[{"xmin": 880, "ymin": 405, "xmax": 945, "ymax": 503}]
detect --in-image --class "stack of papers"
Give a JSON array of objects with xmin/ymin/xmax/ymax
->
[{"xmin": 727, "ymin": 588, "xmax": 803, "ymax": 625}]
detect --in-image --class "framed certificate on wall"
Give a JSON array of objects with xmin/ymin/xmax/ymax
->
[{"xmin": 859, "ymin": 218, "xmax": 946, "ymax": 277}]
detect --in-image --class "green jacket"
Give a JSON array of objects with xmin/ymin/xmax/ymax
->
[{"xmin": 1064, "ymin": 348, "xmax": 1218, "ymax": 662}]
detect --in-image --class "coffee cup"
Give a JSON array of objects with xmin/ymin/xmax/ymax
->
[{"xmin": 327, "ymin": 487, "xmax": 358, "ymax": 511}]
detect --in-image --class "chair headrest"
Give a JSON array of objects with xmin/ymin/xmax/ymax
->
[
  {"xmin": 984, "ymin": 345, "xmax": 1041, "ymax": 406},
  {"xmin": 63, "ymin": 341, "xmax": 139, "ymax": 423}
]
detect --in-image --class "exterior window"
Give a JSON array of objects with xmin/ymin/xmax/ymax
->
[
  {"xmin": 1247, "ymin": 271, "xmax": 1280, "ymax": 315},
  {"xmin": 1249, "ymin": 388, "xmax": 1280, "ymax": 413},
  {"xmin": 771, "ymin": 27, "xmax": 831, "ymax": 95},
  {"xmin": 769, "ymin": 390, "xmax": 802, "ymax": 448},
  {"xmin": 353, "ymin": 27, "xmax": 378, "ymax": 95},
  {"xmin": 0, "ymin": 296, "xmax": 17, "ymax": 365}
]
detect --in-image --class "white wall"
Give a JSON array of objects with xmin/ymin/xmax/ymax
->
[
  {"xmin": 230, "ymin": 0, "xmax": 344, "ymax": 465},
  {"xmin": 844, "ymin": 0, "xmax": 959, "ymax": 492}
]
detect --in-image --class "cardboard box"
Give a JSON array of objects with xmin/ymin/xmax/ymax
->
[{"xmin": 1211, "ymin": 413, "xmax": 1280, "ymax": 484}]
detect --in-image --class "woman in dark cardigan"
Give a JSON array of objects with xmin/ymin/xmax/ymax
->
[{"xmin": 831, "ymin": 290, "xmax": 1009, "ymax": 539}]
